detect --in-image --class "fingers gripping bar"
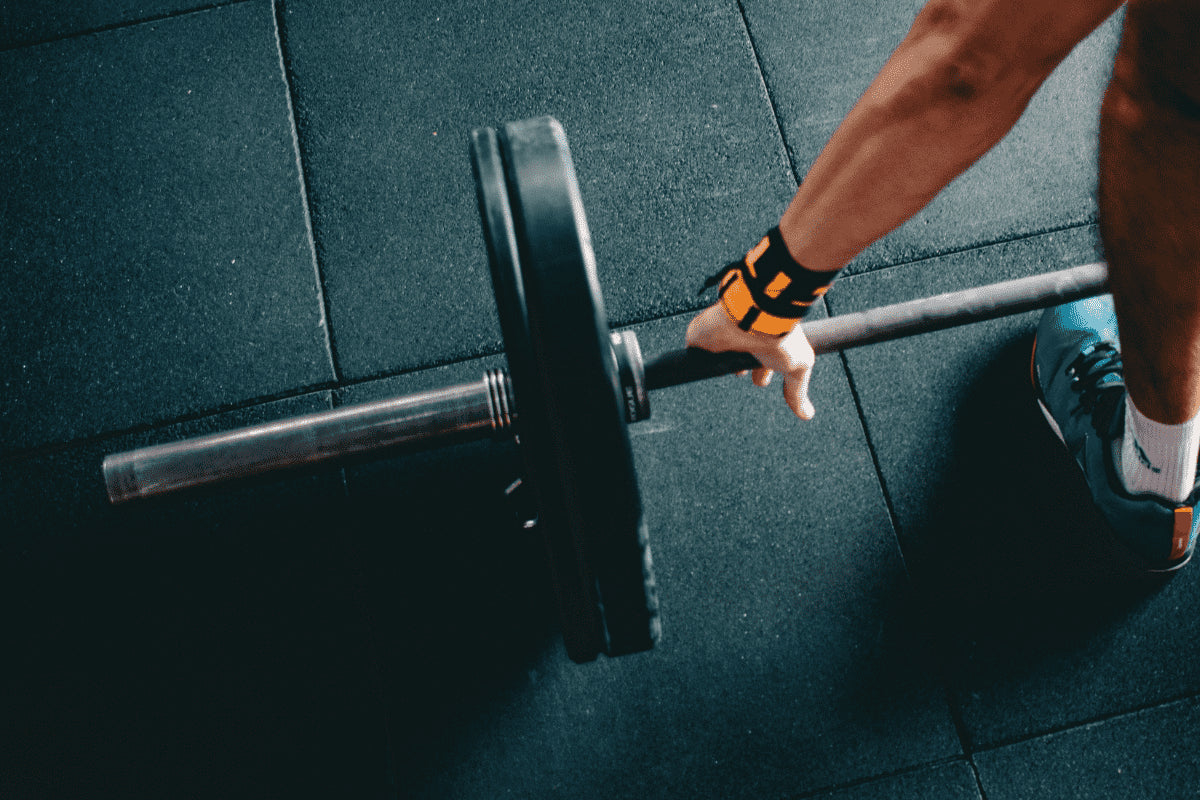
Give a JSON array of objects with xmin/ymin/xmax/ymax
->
[{"xmin": 643, "ymin": 262, "xmax": 1109, "ymax": 390}]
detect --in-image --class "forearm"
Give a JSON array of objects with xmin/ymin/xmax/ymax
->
[{"xmin": 779, "ymin": 3, "xmax": 1095, "ymax": 272}]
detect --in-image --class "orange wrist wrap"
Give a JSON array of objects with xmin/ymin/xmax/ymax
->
[{"xmin": 699, "ymin": 227, "xmax": 838, "ymax": 337}]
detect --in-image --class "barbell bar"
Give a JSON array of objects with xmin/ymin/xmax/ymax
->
[
  {"xmin": 103, "ymin": 262, "xmax": 1108, "ymax": 504},
  {"xmin": 101, "ymin": 117, "xmax": 1110, "ymax": 663}
]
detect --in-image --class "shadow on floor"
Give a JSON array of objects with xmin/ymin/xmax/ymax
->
[
  {"xmin": 901, "ymin": 335, "xmax": 1171, "ymax": 672},
  {"xmin": 341, "ymin": 437, "xmax": 561, "ymax": 789},
  {"xmin": 1, "ymin": 453, "xmax": 389, "ymax": 799}
]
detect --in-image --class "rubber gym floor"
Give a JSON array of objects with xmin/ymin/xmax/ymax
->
[{"xmin": 4, "ymin": 2, "xmax": 1199, "ymax": 798}]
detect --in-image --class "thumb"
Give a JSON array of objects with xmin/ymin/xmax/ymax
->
[{"xmin": 783, "ymin": 364, "xmax": 816, "ymax": 420}]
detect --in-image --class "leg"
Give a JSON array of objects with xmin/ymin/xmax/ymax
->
[
  {"xmin": 1032, "ymin": 0, "xmax": 1200, "ymax": 567},
  {"xmin": 1100, "ymin": 0, "xmax": 1200, "ymax": 424}
]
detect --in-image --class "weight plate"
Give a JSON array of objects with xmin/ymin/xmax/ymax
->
[
  {"xmin": 472, "ymin": 117, "xmax": 660, "ymax": 662},
  {"xmin": 471, "ymin": 125, "xmax": 607, "ymax": 661}
]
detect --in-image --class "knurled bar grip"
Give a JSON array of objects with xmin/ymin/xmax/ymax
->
[
  {"xmin": 104, "ymin": 370, "xmax": 515, "ymax": 504},
  {"xmin": 643, "ymin": 262, "xmax": 1110, "ymax": 391}
]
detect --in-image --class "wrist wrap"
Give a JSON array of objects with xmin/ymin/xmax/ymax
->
[{"xmin": 698, "ymin": 227, "xmax": 838, "ymax": 336}]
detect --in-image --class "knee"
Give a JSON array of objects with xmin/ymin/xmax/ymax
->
[{"xmin": 1118, "ymin": 1, "xmax": 1200, "ymax": 118}]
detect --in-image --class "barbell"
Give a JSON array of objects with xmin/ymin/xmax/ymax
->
[{"xmin": 102, "ymin": 116, "xmax": 1110, "ymax": 664}]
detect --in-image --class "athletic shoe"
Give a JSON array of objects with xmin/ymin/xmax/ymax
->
[{"xmin": 1032, "ymin": 294, "xmax": 1199, "ymax": 572}]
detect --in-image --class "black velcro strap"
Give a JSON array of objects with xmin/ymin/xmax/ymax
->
[
  {"xmin": 737, "ymin": 306, "xmax": 761, "ymax": 332},
  {"xmin": 698, "ymin": 262, "xmax": 739, "ymax": 296},
  {"xmin": 740, "ymin": 227, "xmax": 837, "ymax": 319}
]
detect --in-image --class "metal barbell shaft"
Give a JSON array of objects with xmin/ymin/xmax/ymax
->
[
  {"xmin": 103, "ymin": 263, "xmax": 1109, "ymax": 504},
  {"xmin": 103, "ymin": 370, "xmax": 515, "ymax": 504},
  {"xmin": 643, "ymin": 262, "xmax": 1109, "ymax": 390}
]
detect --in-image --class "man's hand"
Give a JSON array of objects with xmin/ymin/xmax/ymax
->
[{"xmin": 685, "ymin": 303, "xmax": 816, "ymax": 420}]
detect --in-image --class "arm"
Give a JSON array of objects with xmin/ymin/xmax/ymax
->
[
  {"xmin": 780, "ymin": 0, "xmax": 1123, "ymax": 271},
  {"xmin": 688, "ymin": 0, "xmax": 1123, "ymax": 419}
]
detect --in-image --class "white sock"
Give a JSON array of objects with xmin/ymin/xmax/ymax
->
[{"xmin": 1120, "ymin": 396, "xmax": 1200, "ymax": 503}]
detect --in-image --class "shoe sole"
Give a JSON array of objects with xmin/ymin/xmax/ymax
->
[
  {"xmin": 1030, "ymin": 334, "xmax": 1193, "ymax": 573},
  {"xmin": 1031, "ymin": 333, "xmax": 1069, "ymax": 445}
]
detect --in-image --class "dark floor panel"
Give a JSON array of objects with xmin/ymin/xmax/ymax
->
[
  {"xmin": 279, "ymin": 0, "xmax": 794, "ymax": 380},
  {"xmin": 0, "ymin": 393, "xmax": 390, "ymax": 799},
  {"xmin": 0, "ymin": 0, "xmax": 220, "ymax": 49},
  {"xmin": 827, "ymin": 227, "xmax": 1200, "ymax": 750},
  {"xmin": 740, "ymin": 0, "xmax": 1122, "ymax": 273},
  {"xmin": 809, "ymin": 761, "xmax": 980, "ymax": 800},
  {"xmin": 975, "ymin": 696, "xmax": 1200, "ymax": 799},
  {"xmin": 337, "ymin": 317, "xmax": 960, "ymax": 797},
  {"xmin": 0, "ymin": 1, "xmax": 334, "ymax": 454},
  {"xmin": 336, "ymin": 358, "xmax": 555, "ymax": 799}
]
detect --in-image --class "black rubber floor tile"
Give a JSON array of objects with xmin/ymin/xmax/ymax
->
[
  {"xmin": 0, "ymin": 393, "xmax": 390, "ymax": 799},
  {"xmin": 0, "ymin": 1, "xmax": 219, "ymax": 49},
  {"xmin": 279, "ymin": 0, "xmax": 794, "ymax": 381},
  {"xmin": 337, "ymin": 319, "xmax": 960, "ymax": 798},
  {"xmin": 1, "ymin": 1, "xmax": 334, "ymax": 455},
  {"xmin": 739, "ymin": 1, "xmax": 1122, "ymax": 274},
  {"xmin": 974, "ymin": 696, "xmax": 1200, "ymax": 799},
  {"xmin": 808, "ymin": 761, "xmax": 980, "ymax": 800},
  {"xmin": 827, "ymin": 227, "xmax": 1200, "ymax": 750}
]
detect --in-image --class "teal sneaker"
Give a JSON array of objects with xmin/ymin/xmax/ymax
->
[{"xmin": 1032, "ymin": 294, "xmax": 1200, "ymax": 572}]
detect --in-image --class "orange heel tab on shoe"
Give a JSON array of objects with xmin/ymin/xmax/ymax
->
[{"xmin": 1172, "ymin": 506, "xmax": 1193, "ymax": 560}]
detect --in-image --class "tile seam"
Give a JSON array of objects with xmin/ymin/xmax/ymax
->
[
  {"xmin": 835, "ymin": 336, "xmax": 991, "ymax": 796},
  {"xmin": 329, "ymin": 348, "xmax": 507, "ymax": 405},
  {"xmin": 834, "ymin": 344, "xmax": 913, "ymax": 581},
  {"xmin": 969, "ymin": 688, "xmax": 1200, "ymax": 756},
  {"xmin": 969, "ymin": 759, "xmax": 990, "ymax": 800},
  {"xmin": 325, "ymin": 462, "xmax": 402, "ymax": 797},
  {"xmin": 0, "ymin": 385, "xmax": 337, "ymax": 466},
  {"xmin": 733, "ymin": 0, "xmax": 803, "ymax": 187},
  {"xmin": 271, "ymin": 0, "xmax": 342, "ymax": 383},
  {"xmin": 943, "ymin": 682, "xmax": 979, "ymax": 759},
  {"xmin": 842, "ymin": 219, "xmax": 1100, "ymax": 277},
  {"xmin": 835, "ymin": 350, "xmax": 907, "ymax": 563},
  {"xmin": 782, "ymin": 755, "xmax": 973, "ymax": 799},
  {"xmin": 0, "ymin": 1, "xmax": 250, "ymax": 53},
  {"xmin": 1, "ymin": 347, "xmax": 514, "ymax": 462}
]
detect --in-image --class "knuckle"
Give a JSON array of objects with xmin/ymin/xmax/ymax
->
[{"xmin": 783, "ymin": 347, "xmax": 814, "ymax": 374}]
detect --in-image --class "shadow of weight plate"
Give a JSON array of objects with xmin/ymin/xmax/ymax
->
[{"xmin": 470, "ymin": 117, "xmax": 661, "ymax": 663}]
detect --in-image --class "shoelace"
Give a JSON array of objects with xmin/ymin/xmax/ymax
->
[
  {"xmin": 1065, "ymin": 342, "xmax": 1200, "ymax": 508},
  {"xmin": 1065, "ymin": 342, "xmax": 1125, "ymax": 437}
]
